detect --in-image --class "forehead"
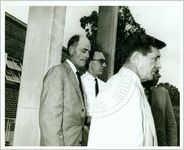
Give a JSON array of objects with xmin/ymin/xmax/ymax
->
[
  {"xmin": 147, "ymin": 46, "xmax": 161, "ymax": 57},
  {"xmin": 78, "ymin": 36, "xmax": 91, "ymax": 50},
  {"xmin": 93, "ymin": 51, "xmax": 105, "ymax": 59}
]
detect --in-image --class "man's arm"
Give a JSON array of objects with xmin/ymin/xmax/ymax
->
[
  {"xmin": 165, "ymin": 90, "xmax": 177, "ymax": 146},
  {"xmin": 39, "ymin": 66, "xmax": 65, "ymax": 146}
]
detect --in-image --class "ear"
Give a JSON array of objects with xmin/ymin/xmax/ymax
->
[
  {"xmin": 131, "ymin": 51, "xmax": 142, "ymax": 64},
  {"xmin": 68, "ymin": 46, "xmax": 75, "ymax": 56}
]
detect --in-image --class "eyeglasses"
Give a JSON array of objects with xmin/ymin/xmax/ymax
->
[{"xmin": 92, "ymin": 59, "xmax": 106, "ymax": 65}]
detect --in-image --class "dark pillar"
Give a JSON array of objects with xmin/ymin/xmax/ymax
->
[{"xmin": 96, "ymin": 6, "xmax": 118, "ymax": 81}]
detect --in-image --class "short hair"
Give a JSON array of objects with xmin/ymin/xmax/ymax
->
[
  {"xmin": 114, "ymin": 33, "xmax": 166, "ymax": 73},
  {"xmin": 119, "ymin": 33, "xmax": 166, "ymax": 64},
  {"xmin": 66, "ymin": 35, "xmax": 80, "ymax": 56},
  {"xmin": 89, "ymin": 44, "xmax": 103, "ymax": 61}
]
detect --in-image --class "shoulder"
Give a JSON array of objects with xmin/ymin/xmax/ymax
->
[
  {"xmin": 43, "ymin": 63, "xmax": 67, "ymax": 81},
  {"xmin": 152, "ymin": 86, "xmax": 167, "ymax": 93},
  {"xmin": 106, "ymin": 73, "xmax": 121, "ymax": 85},
  {"xmin": 151, "ymin": 86, "xmax": 169, "ymax": 99},
  {"xmin": 106, "ymin": 71, "xmax": 135, "ymax": 90},
  {"xmin": 50, "ymin": 63, "xmax": 66, "ymax": 73}
]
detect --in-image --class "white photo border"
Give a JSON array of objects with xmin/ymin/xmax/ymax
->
[{"xmin": 1, "ymin": 0, "xmax": 183, "ymax": 149}]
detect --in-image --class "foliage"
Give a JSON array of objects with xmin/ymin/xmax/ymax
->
[
  {"xmin": 80, "ymin": 11, "xmax": 98, "ymax": 50},
  {"xmin": 80, "ymin": 6, "xmax": 146, "ymax": 73},
  {"xmin": 114, "ymin": 6, "xmax": 145, "ymax": 73},
  {"xmin": 158, "ymin": 82, "xmax": 180, "ymax": 106},
  {"xmin": 80, "ymin": 7, "xmax": 180, "ymax": 107}
]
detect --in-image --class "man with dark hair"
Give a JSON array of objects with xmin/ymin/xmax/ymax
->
[
  {"xmin": 81, "ymin": 49, "xmax": 107, "ymax": 123},
  {"xmin": 142, "ymin": 71, "xmax": 177, "ymax": 146},
  {"xmin": 88, "ymin": 33, "xmax": 166, "ymax": 147},
  {"xmin": 39, "ymin": 34, "xmax": 91, "ymax": 146}
]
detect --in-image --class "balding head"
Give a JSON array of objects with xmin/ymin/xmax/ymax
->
[{"xmin": 67, "ymin": 34, "xmax": 91, "ymax": 69}]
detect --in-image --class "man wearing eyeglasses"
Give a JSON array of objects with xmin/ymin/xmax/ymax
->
[{"xmin": 81, "ymin": 50, "xmax": 107, "ymax": 117}]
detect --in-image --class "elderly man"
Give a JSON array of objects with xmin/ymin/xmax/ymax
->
[
  {"xmin": 82, "ymin": 50, "xmax": 107, "ymax": 116},
  {"xmin": 39, "ymin": 34, "xmax": 91, "ymax": 146},
  {"xmin": 88, "ymin": 33, "xmax": 166, "ymax": 148},
  {"xmin": 142, "ymin": 71, "xmax": 177, "ymax": 146}
]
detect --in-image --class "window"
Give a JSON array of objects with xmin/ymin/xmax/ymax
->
[
  {"xmin": 5, "ymin": 68, "xmax": 21, "ymax": 83},
  {"xmin": 5, "ymin": 54, "xmax": 22, "ymax": 83},
  {"xmin": 6, "ymin": 58, "xmax": 22, "ymax": 71}
]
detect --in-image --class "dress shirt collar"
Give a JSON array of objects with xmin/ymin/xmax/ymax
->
[
  {"xmin": 66, "ymin": 59, "xmax": 77, "ymax": 74},
  {"xmin": 83, "ymin": 71, "xmax": 98, "ymax": 80}
]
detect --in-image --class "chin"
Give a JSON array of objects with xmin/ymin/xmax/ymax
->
[
  {"xmin": 143, "ymin": 76, "xmax": 153, "ymax": 82},
  {"xmin": 99, "ymin": 70, "xmax": 103, "ymax": 74},
  {"xmin": 80, "ymin": 62, "xmax": 86, "ymax": 67},
  {"xmin": 98, "ymin": 73, "xmax": 103, "ymax": 76},
  {"xmin": 149, "ymin": 76, "xmax": 154, "ymax": 81}
]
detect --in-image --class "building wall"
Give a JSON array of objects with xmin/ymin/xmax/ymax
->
[
  {"xmin": 5, "ymin": 12, "xmax": 26, "ymax": 146},
  {"xmin": 5, "ymin": 13, "xmax": 26, "ymax": 120},
  {"xmin": 5, "ymin": 84, "xmax": 19, "ymax": 119}
]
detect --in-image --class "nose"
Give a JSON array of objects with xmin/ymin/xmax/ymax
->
[
  {"xmin": 156, "ymin": 60, "xmax": 161, "ymax": 69},
  {"xmin": 85, "ymin": 51, "xmax": 89, "ymax": 59},
  {"xmin": 102, "ymin": 62, "xmax": 107, "ymax": 67}
]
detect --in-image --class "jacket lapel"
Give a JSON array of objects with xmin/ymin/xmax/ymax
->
[{"xmin": 64, "ymin": 61, "xmax": 85, "ymax": 108}]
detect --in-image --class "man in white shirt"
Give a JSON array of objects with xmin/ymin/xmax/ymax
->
[
  {"xmin": 81, "ymin": 50, "xmax": 107, "ymax": 116},
  {"xmin": 88, "ymin": 34, "xmax": 166, "ymax": 148}
]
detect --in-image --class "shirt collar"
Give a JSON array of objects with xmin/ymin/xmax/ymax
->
[
  {"xmin": 66, "ymin": 59, "xmax": 77, "ymax": 74},
  {"xmin": 84, "ymin": 71, "xmax": 98, "ymax": 80}
]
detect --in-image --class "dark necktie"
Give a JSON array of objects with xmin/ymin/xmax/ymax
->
[
  {"xmin": 95, "ymin": 78, "xmax": 99, "ymax": 96},
  {"xmin": 76, "ymin": 71, "xmax": 84, "ymax": 100}
]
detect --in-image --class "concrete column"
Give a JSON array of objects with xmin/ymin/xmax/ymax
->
[
  {"xmin": 13, "ymin": 6, "xmax": 66, "ymax": 146},
  {"xmin": 96, "ymin": 6, "xmax": 118, "ymax": 81}
]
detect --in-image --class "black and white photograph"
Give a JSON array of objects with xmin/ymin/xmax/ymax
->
[{"xmin": 0, "ymin": 0, "xmax": 183, "ymax": 149}]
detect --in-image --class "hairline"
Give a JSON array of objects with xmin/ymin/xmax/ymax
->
[{"xmin": 124, "ymin": 45, "xmax": 160, "ymax": 64}]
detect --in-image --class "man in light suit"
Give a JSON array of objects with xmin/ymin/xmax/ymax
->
[
  {"xmin": 88, "ymin": 33, "xmax": 166, "ymax": 148},
  {"xmin": 142, "ymin": 71, "xmax": 177, "ymax": 146},
  {"xmin": 39, "ymin": 34, "xmax": 91, "ymax": 146}
]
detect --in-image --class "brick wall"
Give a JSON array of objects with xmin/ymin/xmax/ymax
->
[
  {"xmin": 5, "ymin": 83, "xmax": 19, "ymax": 145},
  {"xmin": 5, "ymin": 83, "xmax": 19, "ymax": 119}
]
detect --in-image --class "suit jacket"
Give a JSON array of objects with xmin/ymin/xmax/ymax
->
[
  {"xmin": 39, "ymin": 61, "xmax": 88, "ymax": 146},
  {"xmin": 88, "ymin": 67, "xmax": 157, "ymax": 148},
  {"xmin": 150, "ymin": 86, "xmax": 177, "ymax": 146}
]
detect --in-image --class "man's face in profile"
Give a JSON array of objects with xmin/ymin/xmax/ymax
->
[
  {"xmin": 137, "ymin": 46, "xmax": 161, "ymax": 82},
  {"xmin": 70, "ymin": 37, "xmax": 91, "ymax": 69}
]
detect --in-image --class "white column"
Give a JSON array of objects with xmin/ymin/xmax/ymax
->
[{"xmin": 13, "ymin": 6, "xmax": 66, "ymax": 146}]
